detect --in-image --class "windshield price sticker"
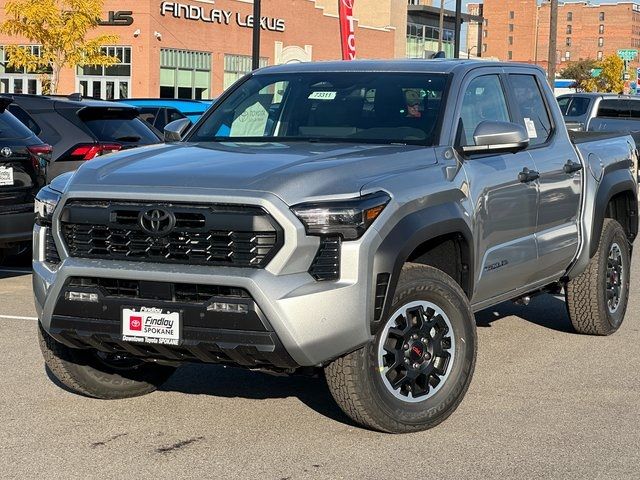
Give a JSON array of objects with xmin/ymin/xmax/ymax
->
[
  {"xmin": 122, "ymin": 307, "xmax": 180, "ymax": 345},
  {"xmin": 309, "ymin": 91, "xmax": 337, "ymax": 100},
  {"xmin": 0, "ymin": 167, "xmax": 14, "ymax": 186}
]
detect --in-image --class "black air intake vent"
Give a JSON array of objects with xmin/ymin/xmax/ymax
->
[{"xmin": 309, "ymin": 236, "xmax": 341, "ymax": 281}]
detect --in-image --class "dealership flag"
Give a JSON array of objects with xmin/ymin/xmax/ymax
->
[{"xmin": 339, "ymin": 0, "xmax": 356, "ymax": 60}]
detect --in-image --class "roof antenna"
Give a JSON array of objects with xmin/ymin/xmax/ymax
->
[{"xmin": 430, "ymin": 51, "xmax": 446, "ymax": 59}]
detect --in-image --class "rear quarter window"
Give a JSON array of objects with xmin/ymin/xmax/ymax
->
[
  {"xmin": 597, "ymin": 99, "xmax": 631, "ymax": 118},
  {"xmin": 0, "ymin": 109, "xmax": 36, "ymax": 140},
  {"xmin": 7, "ymin": 104, "xmax": 41, "ymax": 135}
]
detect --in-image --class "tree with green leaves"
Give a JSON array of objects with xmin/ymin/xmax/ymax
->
[
  {"xmin": 559, "ymin": 59, "xmax": 598, "ymax": 92},
  {"xmin": 584, "ymin": 54, "xmax": 625, "ymax": 93},
  {"xmin": 0, "ymin": 0, "xmax": 119, "ymax": 94}
]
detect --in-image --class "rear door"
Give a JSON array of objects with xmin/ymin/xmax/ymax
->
[
  {"xmin": 506, "ymin": 70, "xmax": 582, "ymax": 280},
  {"xmin": 455, "ymin": 70, "xmax": 540, "ymax": 305}
]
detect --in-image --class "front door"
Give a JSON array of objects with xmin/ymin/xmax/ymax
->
[{"xmin": 455, "ymin": 72, "xmax": 540, "ymax": 305}]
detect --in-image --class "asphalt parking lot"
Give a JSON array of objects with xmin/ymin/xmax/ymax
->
[{"xmin": 1, "ymin": 255, "xmax": 639, "ymax": 480}]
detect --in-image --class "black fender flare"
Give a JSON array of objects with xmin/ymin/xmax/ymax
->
[
  {"xmin": 371, "ymin": 201, "xmax": 474, "ymax": 334},
  {"xmin": 590, "ymin": 166, "xmax": 638, "ymax": 258}
]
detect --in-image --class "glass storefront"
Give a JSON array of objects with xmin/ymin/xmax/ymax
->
[
  {"xmin": 76, "ymin": 46, "xmax": 131, "ymax": 99},
  {"xmin": 406, "ymin": 23, "xmax": 455, "ymax": 59},
  {"xmin": 160, "ymin": 49, "xmax": 211, "ymax": 100}
]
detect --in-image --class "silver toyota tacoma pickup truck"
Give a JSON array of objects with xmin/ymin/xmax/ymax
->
[{"xmin": 34, "ymin": 61, "xmax": 638, "ymax": 433}]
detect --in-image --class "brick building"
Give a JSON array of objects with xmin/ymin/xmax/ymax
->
[
  {"xmin": 473, "ymin": 0, "xmax": 640, "ymax": 73},
  {"xmin": 0, "ymin": 0, "xmax": 407, "ymax": 98}
]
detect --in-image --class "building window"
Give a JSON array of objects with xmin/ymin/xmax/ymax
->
[
  {"xmin": 509, "ymin": 11, "xmax": 514, "ymax": 20},
  {"xmin": 160, "ymin": 48, "xmax": 211, "ymax": 99},
  {"xmin": 599, "ymin": 24, "xmax": 604, "ymax": 34},
  {"xmin": 509, "ymin": 24, "xmax": 514, "ymax": 32},
  {"xmin": 565, "ymin": 51, "xmax": 571, "ymax": 61},
  {"xmin": 599, "ymin": 12, "xmax": 605, "ymax": 21},
  {"xmin": 567, "ymin": 12, "xmax": 573, "ymax": 22},
  {"xmin": 508, "ymin": 51, "xmax": 513, "ymax": 60},
  {"xmin": 0, "ymin": 45, "xmax": 50, "ymax": 95},
  {"xmin": 598, "ymin": 37, "xmax": 604, "ymax": 47},
  {"xmin": 223, "ymin": 54, "xmax": 268, "ymax": 90},
  {"xmin": 76, "ymin": 46, "xmax": 131, "ymax": 100},
  {"xmin": 566, "ymin": 37, "xmax": 572, "ymax": 47},
  {"xmin": 406, "ymin": 23, "xmax": 455, "ymax": 59},
  {"xmin": 482, "ymin": 44, "xmax": 487, "ymax": 53},
  {"xmin": 597, "ymin": 51, "xmax": 603, "ymax": 60},
  {"xmin": 566, "ymin": 25, "xmax": 572, "ymax": 34},
  {"xmin": 509, "ymin": 36, "xmax": 513, "ymax": 46}
]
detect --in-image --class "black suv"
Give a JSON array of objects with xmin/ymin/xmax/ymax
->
[
  {"xmin": 0, "ymin": 98, "xmax": 50, "ymax": 260},
  {"xmin": 2, "ymin": 94, "xmax": 162, "ymax": 180}
]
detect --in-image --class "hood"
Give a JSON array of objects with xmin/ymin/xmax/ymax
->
[{"xmin": 67, "ymin": 141, "xmax": 437, "ymax": 205}]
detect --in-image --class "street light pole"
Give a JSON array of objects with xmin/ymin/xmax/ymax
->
[
  {"xmin": 454, "ymin": 0, "xmax": 462, "ymax": 59},
  {"xmin": 251, "ymin": 0, "xmax": 261, "ymax": 70},
  {"xmin": 547, "ymin": 0, "xmax": 558, "ymax": 83},
  {"xmin": 437, "ymin": 0, "xmax": 445, "ymax": 53}
]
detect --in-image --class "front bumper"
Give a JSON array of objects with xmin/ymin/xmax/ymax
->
[
  {"xmin": 34, "ymin": 189, "xmax": 382, "ymax": 367},
  {"xmin": 0, "ymin": 209, "xmax": 34, "ymax": 246}
]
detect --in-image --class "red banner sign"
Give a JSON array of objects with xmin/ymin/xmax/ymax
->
[{"xmin": 339, "ymin": 0, "xmax": 356, "ymax": 60}]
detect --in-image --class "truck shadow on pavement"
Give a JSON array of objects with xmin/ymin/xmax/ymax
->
[
  {"xmin": 160, "ymin": 365, "xmax": 359, "ymax": 427},
  {"xmin": 475, "ymin": 294, "xmax": 574, "ymax": 333}
]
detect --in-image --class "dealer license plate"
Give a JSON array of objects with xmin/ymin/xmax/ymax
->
[
  {"xmin": 0, "ymin": 167, "xmax": 14, "ymax": 186},
  {"xmin": 122, "ymin": 307, "xmax": 180, "ymax": 345}
]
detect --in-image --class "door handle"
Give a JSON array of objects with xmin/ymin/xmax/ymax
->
[
  {"xmin": 518, "ymin": 167, "xmax": 540, "ymax": 183},
  {"xmin": 563, "ymin": 159, "xmax": 583, "ymax": 174}
]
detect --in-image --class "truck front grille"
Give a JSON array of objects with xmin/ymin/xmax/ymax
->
[{"xmin": 60, "ymin": 200, "xmax": 283, "ymax": 268}]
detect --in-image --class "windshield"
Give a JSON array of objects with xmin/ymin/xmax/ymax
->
[{"xmin": 189, "ymin": 72, "xmax": 448, "ymax": 145}]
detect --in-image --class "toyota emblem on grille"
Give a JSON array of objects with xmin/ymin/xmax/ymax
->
[
  {"xmin": 139, "ymin": 208, "xmax": 176, "ymax": 236},
  {"xmin": 0, "ymin": 147, "xmax": 12, "ymax": 158}
]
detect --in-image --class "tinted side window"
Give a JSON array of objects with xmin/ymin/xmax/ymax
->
[
  {"xmin": 138, "ymin": 107, "xmax": 159, "ymax": 127},
  {"xmin": 7, "ymin": 104, "xmax": 41, "ymax": 135},
  {"xmin": 458, "ymin": 75, "xmax": 510, "ymax": 146},
  {"xmin": 566, "ymin": 97, "xmax": 591, "ymax": 117},
  {"xmin": 598, "ymin": 100, "xmax": 630, "ymax": 118},
  {"xmin": 167, "ymin": 108, "xmax": 186, "ymax": 124},
  {"xmin": 510, "ymin": 74, "xmax": 553, "ymax": 146},
  {"xmin": 557, "ymin": 97, "xmax": 571, "ymax": 115}
]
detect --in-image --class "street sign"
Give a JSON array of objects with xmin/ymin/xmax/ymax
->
[
  {"xmin": 591, "ymin": 68, "xmax": 602, "ymax": 77},
  {"xmin": 618, "ymin": 49, "xmax": 638, "ymax": 61}
]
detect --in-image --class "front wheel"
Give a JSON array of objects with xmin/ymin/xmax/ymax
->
[
  {"xmin": 39, "ymin": 323, "xmax": 177, "ymax": 399},
  {"xmin": 565, "ymin": 219, "xmax": 631, "ymax": 336},
  {"xmin": 325, "ymin": 264, "xmax": 477, "ymax": 433}
]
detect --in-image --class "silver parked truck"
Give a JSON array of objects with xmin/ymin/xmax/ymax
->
[{"xmin": 34, "ymin": 61, "xmax": 638, "ymax": 433}]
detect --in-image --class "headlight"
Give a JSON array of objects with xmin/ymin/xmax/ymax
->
[
  {"xmin": 291, "ymin": 191, "xmax": 390, "ymax": 240},
  {"xmin": 34, "ymin": 186, "xmax": 61, "ymax": 226}
]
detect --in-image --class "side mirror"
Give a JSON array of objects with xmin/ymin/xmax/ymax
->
[
  {"xmin": 462, "ymin": 121, "xmax": 530, "ymax": 155},
  {"xmin": 164, "ymin": 118, "xmax": 192, "ymax": 142}
]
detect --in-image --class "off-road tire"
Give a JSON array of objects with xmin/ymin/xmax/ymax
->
[
  {"xmin": 566, "ymin": 219, "xmax": 631, "ymax": 336},
  {"xmin": 325, "ymin": 264, "xmax": 477, "ymax": 433},
  {"xmin": 39, "ymin": 323, "xmax": 176, "ymax": 399}
]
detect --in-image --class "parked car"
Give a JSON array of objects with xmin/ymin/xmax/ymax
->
[
  {"xmin": 557, "ymin": 93, "xmax": 640, "ymax": 131},
  {"xmin": 114, "ymin": 98, "xmax": 213, "ymax": 130},
  {"xmin": 35, "ymin": 60, "xmax": 637, "ymax": 433},
  {"xmin": 2, "ymin": 94, "xmax": 162, "ymax": 180},
  {"xmin": 0, "ymin": 97, "xmax": 51, "ymax": 260}
]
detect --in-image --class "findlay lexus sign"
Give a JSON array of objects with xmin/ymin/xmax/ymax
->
[{"xmin": 160, "ymin": 2, "xmax": 286, "ymax": 32}]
